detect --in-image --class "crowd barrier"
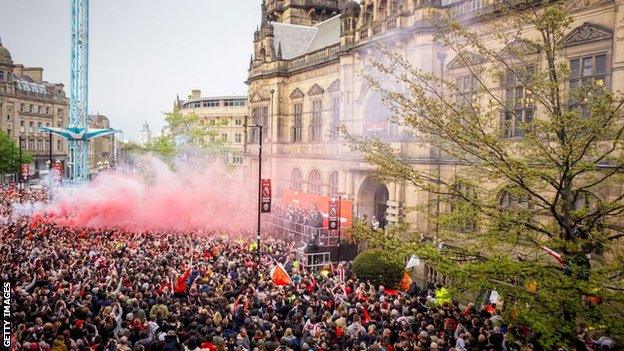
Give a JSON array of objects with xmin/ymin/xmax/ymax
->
[{"xmin": 261, "ymin": 214, "xmax": 341, "ymax": 247}]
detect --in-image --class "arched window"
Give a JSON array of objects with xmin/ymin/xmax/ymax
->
[
  {"xmin": 329, "ymin": 171, "xmax": 339, "ymax": 196},
  {"xmin": 449, "ymin": 182, "xmax": 477, "ymax": 231},
  {"xmin": 308, "ymin": 169, "xmax": 322, "ymax": 195},
  {"xmin": 291, "ymin": 168, "xmax": 302, "ymax": 191}
]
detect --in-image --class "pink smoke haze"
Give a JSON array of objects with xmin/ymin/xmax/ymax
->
[{"xmin": 42, "ymin": 156, "xmax": 255, "ymax": 232}]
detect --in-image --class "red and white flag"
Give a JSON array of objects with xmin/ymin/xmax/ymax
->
[{"xmin": 270, "ymin": 264, "xmax": 292, "ymax": 286}]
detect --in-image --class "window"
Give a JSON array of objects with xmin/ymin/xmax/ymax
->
[
  {"xmin": 29, "ymin": 104, "xmax": 33, "ymax": 113},
  {"xmin": 455, "ymin": 76, "xmax": 478, "ymax": 106},
  {"xmin": 262, "ymin": 106, "xmax": 269, "ymax": 141},
  {"xmin": 569, "ymin": 54, "xmax": 607, "ymax": 117},
  {"xmin": 202, "ymin": 100, "xmax": 219, "ymax": 107},
  {"xmin": 37, "ymin": 139, "xmax": 43, "ymax": 151},
  {"xmin": 449, "ymin": 182, "xmax": 477, "ymax": 231},
  {"xmin": 28, "ymin": 140, "xmax": 34, "ymax": 150},
  {"xmin": 308, "ymin": 169, "xmax": 322, "ymax": 195},
  {"xmin": 235, "ymin": 133, "xmax": 242, "ymax": 143},
  {"xmin": 224, "ymin": 99, "xmax": 246, "ymax": 107},
  {"xmin": 232, "ymin": 156, "xmax": 243, "ymax": 164},
  {"xmin": 37, "ymin": 106, "xmax": 42, "ymax": 114},
  {"xmin": 20, "ymin": 121, "xmax": 25, "ymax": 133},
  {"xmin": 37, "ymin": 122, "xmax": 42, "ymax": 133},
  {"xmin": 291, "ymin": 168, "xmax": 302, "ymax": 191},
  {"xmin": 250, "ymin": 107, "xmax": 261, "ymax": 144},
  {"xmin": 498, "ymin": 188, "xmax": 533, "ymax": 210},
  {"xmin": 221, "ymin": 133, "xmax": 228, "ymax": 142},
  {"xmin": 57, "ymin": 139, "xmax": 62, "ymax": 150},
  {"xmin": 29, "ymin": 122, "xmax": 34, "ymax": 133},
  {"xmin": 292, "ymin": 103, "xmax": 303, "ymax": 142},
  {"xmin": 502, "ymin": 67, "xmax": 535, "ymax": 138},
  {"xmin": 46, "ymin": 107, "xmax": 50, "ymax": 115},
  {"xmin": 20, "ymin": 104, "xmax": 25, "ymax": 112},
  {"xmin": 0, "ymin": 71, "xmax": 3, "ymax": 81},
  {"xmin": 329, "ymin": 171, "xmax": 339, "ymax": 196},
  {"xmin": 57, "ymin": 109, "xmax": 63, "ymax": 116},
  {"xmin": 330, "ymin": 97, "xmax": 340, "ymax": 139},
  {"xmin": 309, "ymin": 100, "xmax": 322, "ymax": 142},
  {"xmin": 235, "ymin": 118, "xmax": 242, "ymax": 126}
]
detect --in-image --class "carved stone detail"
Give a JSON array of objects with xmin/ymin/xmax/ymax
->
[{"xmin": 560, "ymin": 22, "xmax": 613, "ymax": 47}]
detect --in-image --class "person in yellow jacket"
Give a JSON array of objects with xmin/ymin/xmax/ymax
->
[{"xmin": 435, "ymin": 284, "xmax": 451, "ymax": 306}]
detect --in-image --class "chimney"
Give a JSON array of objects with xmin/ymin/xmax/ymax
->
[
  {"xmin": 191, "ymin": 89, "xmax": 201, "ymax": 99},
  {"xmin": 23, "ymin": 67, "xmax": 44, "ymax": 83}
]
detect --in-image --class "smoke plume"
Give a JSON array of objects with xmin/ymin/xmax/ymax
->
[{"xmin": 42, "ymin": 155, "xmax": 255, "ymax": 232}]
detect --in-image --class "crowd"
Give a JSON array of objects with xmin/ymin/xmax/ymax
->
[
  {"xmin": 0, "ymin": 192, "xmax": 616, "ymax": 350},
  {"xmin": 0, "ymin": 185, "xmax": 49, "ymax": 220},
  {"xmin": 272, "ymin": 202, "xmax": 324, "ymax": 229}
]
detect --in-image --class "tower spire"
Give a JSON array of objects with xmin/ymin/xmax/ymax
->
[{"xmin": 261, "ymin": 0, "xmax": 268, "ymax": 26}]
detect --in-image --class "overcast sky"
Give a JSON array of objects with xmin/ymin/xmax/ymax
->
[{"xmin": 0, "ymin": 0, "xmax": 259, "ymax": 140}]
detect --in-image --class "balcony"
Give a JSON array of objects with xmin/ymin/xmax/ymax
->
[{"xmin": 447, "ymin": 0, "xmax": 492, "ymax": 18}]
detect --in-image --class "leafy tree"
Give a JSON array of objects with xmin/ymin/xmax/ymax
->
[
  {"xmin": 0, "ymin": 131, "xmax": 33, "ymax": 177},
  {"xmin": 345, "ymin": 2, "xmax": 624, "ymax": 347},
  {"xmin": 352, "ymin": 248, "xmax": 404, "ymax": 288}
]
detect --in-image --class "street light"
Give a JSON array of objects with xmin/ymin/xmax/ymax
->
[
  {"xmin": 333, "ymin": 192, "xmax": 347, "ymax": 262},
  {"xmin": 247, "ymin": 122, "xmax": 264, "ymax": 256}
]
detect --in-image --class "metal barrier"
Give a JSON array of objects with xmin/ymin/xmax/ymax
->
[
  {"xmin": 261, "ymin": 214, "xmax": 341, "ymax": 247},
  {"xmin": 295, "ymin": 249, "xmax": 332, "ymax": 273}
]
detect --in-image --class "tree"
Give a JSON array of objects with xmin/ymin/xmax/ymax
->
[
  {"xmin": 0, "ymin": 131, "xmax": 33, "ymax": 178},
  {"xmin": 344, "ymin": 2, "xmax": 624, "ymax": 347}
]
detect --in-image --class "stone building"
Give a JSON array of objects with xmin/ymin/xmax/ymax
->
[
  {"xmin": 246, "ymin": 0, "xmax": 624, "ymax": 234},
  {"xmin": 139, "ymin": 122, "xmax": 152, "ymax": 146},
  {"xmin": 0, "ymin": 37, "xmax": 69, "ymax": 177},
  {"xmin": 175, "ymin": 91, "xmax": 248, "ymax": 165},
  {"xmin": 88, "ymin": 114, "xmax": 114, "ymax": 175}
]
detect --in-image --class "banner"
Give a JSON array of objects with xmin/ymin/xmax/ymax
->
[
  {"xmin": 328, "ymin": 199, "xmax": 340, "ymax": 230},
  {"xmin": 261, "ymin": 179, "xmax": 272, "ymax": 213},
  {"xmin": 21, "ymin": 164, "xmax": 29, "ymax": 182}
]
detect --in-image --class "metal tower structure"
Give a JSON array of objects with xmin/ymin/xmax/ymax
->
[{"xmin": 42, "ymin": 0, "xmax": 117, "ymax": 182}]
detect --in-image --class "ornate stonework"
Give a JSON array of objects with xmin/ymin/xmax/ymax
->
[
  {"xmin": 289, "ymin": 87, "xmax": 305, "ymax": 99},
  {"xmin": 307, "ymin": 83, "xmax": 325, "ymax": 95},
  {"xmin": 560, "ymin": 22, "xmax": 613, "ymax": 47}
]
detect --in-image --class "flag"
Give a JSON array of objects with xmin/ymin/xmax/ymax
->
[
  {"xmin": 270, "ymin": 264, "xmax": 292, "ymax": 286},
  {"xmin": 405, "ymin": 255, "xmax": 421, "ymax": 270},
  {"xmin": 541, "ymin": 246, "xmax": 565, "ymax": 265},
  {"xmin": 399, "ymin": 271, "xmax": 412, "ymax": 291}
]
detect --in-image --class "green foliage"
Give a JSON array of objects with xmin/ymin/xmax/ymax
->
[
  {"xmin": 0, "ymin": 131, "xmax": 33, "ymax": 175},
  {"xmin": 344, "ymin": 2, "xmax": 624, "ymax": 347},
  {"xmin": 352, "ymin": 248, "xmax": 404, "ymax": 288}
]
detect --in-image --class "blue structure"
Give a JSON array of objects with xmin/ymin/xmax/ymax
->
[{"xmin": 41, "ymin": 0, "xmax": 117, "ymax": 182}]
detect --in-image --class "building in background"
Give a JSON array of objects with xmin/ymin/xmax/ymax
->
[
  {"xmin": 247, "ymin": 0, "xmax": 623, "ymax": 235},
  {"xmin": 88, "ymin": 114, "xmax": 114, "ymax": 175},
  {"xmin": 174, "ymin": 91, "xmax": 248, "ymax": 165},
  {"xmin": 139, "ymin": 121, "xmax": 152, "ymax": 146},
  {"xmin": 0, "ymin": 37, "xmax": 69, "ymax": 177}
]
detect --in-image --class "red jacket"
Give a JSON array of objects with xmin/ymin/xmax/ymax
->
[{"xmin": 174, "ymin": 268, "xmax": 191, "ymax": 294}]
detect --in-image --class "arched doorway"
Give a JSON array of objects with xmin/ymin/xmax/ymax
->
[{"xmin": 357, "ymin": 177, "xmax": 389, "ymax": 228}]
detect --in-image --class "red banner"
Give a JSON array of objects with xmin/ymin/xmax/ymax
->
[
  {"xmin": 261, "ymin": 179, "xmax": 272, "ymax": 213},
  {"xmin": 328, "ymin": 198, "xmax": 340, "ymax": 230},
  {"xmin": 21, "ymin": 164, "xmax": 29, "ymax": 182}
]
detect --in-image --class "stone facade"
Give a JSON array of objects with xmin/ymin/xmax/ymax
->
[
  {"xmin": 246, "ymin": 0, "xmax": 624, "ymax": 234},
  {"xmin": 175, "ymin": 91, "xmax": 249, "ymax": 165},
  {"xmin": 88, "ymin": 114, "xmax": 114, "ymax": 175},
  {"xmin": 0, "ymin": 38, "xmax": 69, "ymax": 177}
]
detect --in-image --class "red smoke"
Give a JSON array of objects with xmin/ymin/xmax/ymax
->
[{"xmin": 42, "ymin": 156, "xmax": 255, "ymax": 232}]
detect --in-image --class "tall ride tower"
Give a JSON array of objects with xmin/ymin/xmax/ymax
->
[{"xmin": 42, "ymin": 0, "xmax": 117, "ymax": 182}]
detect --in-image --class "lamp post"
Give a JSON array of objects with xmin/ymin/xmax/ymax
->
[
  {"xmin": 335, "ymin": 192, "xmax": 347, "ymax": 263},
  {"xmin": 49, "ymin": 131, "xmax": 53, "ymax": 170},
  {"xmin": 18, "ymin": 136, "xmax": 24, "ymax": 190}
]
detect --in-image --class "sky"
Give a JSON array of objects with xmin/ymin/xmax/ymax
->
[{"xmin": 0, "ymin": 0, "xmax": 259, "ymax": 140}]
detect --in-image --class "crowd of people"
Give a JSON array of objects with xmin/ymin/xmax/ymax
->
[
  {"xmin": 0, "ymin": 185, "xmax": 48, "ymax": 220},
  {"xmin": 0, "ymin": 193, "xmax": 617, "ymax": 351},
  {"xmin": 272, "ymin": 202, "xmax": 324, "ymax": 229}
]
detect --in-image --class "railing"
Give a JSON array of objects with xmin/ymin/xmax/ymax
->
[
  {"xmin": 295, "ymin": 250, "xmax": 332, "ymax": 272},
  {"xmin": 288, "ymin": 44, "xmax": 340, "ymax": 70},
  {"xmin": 447, "ymin": 0, "xmax": 490, "ymax": 18},
  {"xmin": 267, "ymin": 0, "xmax": 340, "ymax": 11},
  {"xmin": 261, "ymin": 213, "xmax": 341, "ymax": 247}
]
